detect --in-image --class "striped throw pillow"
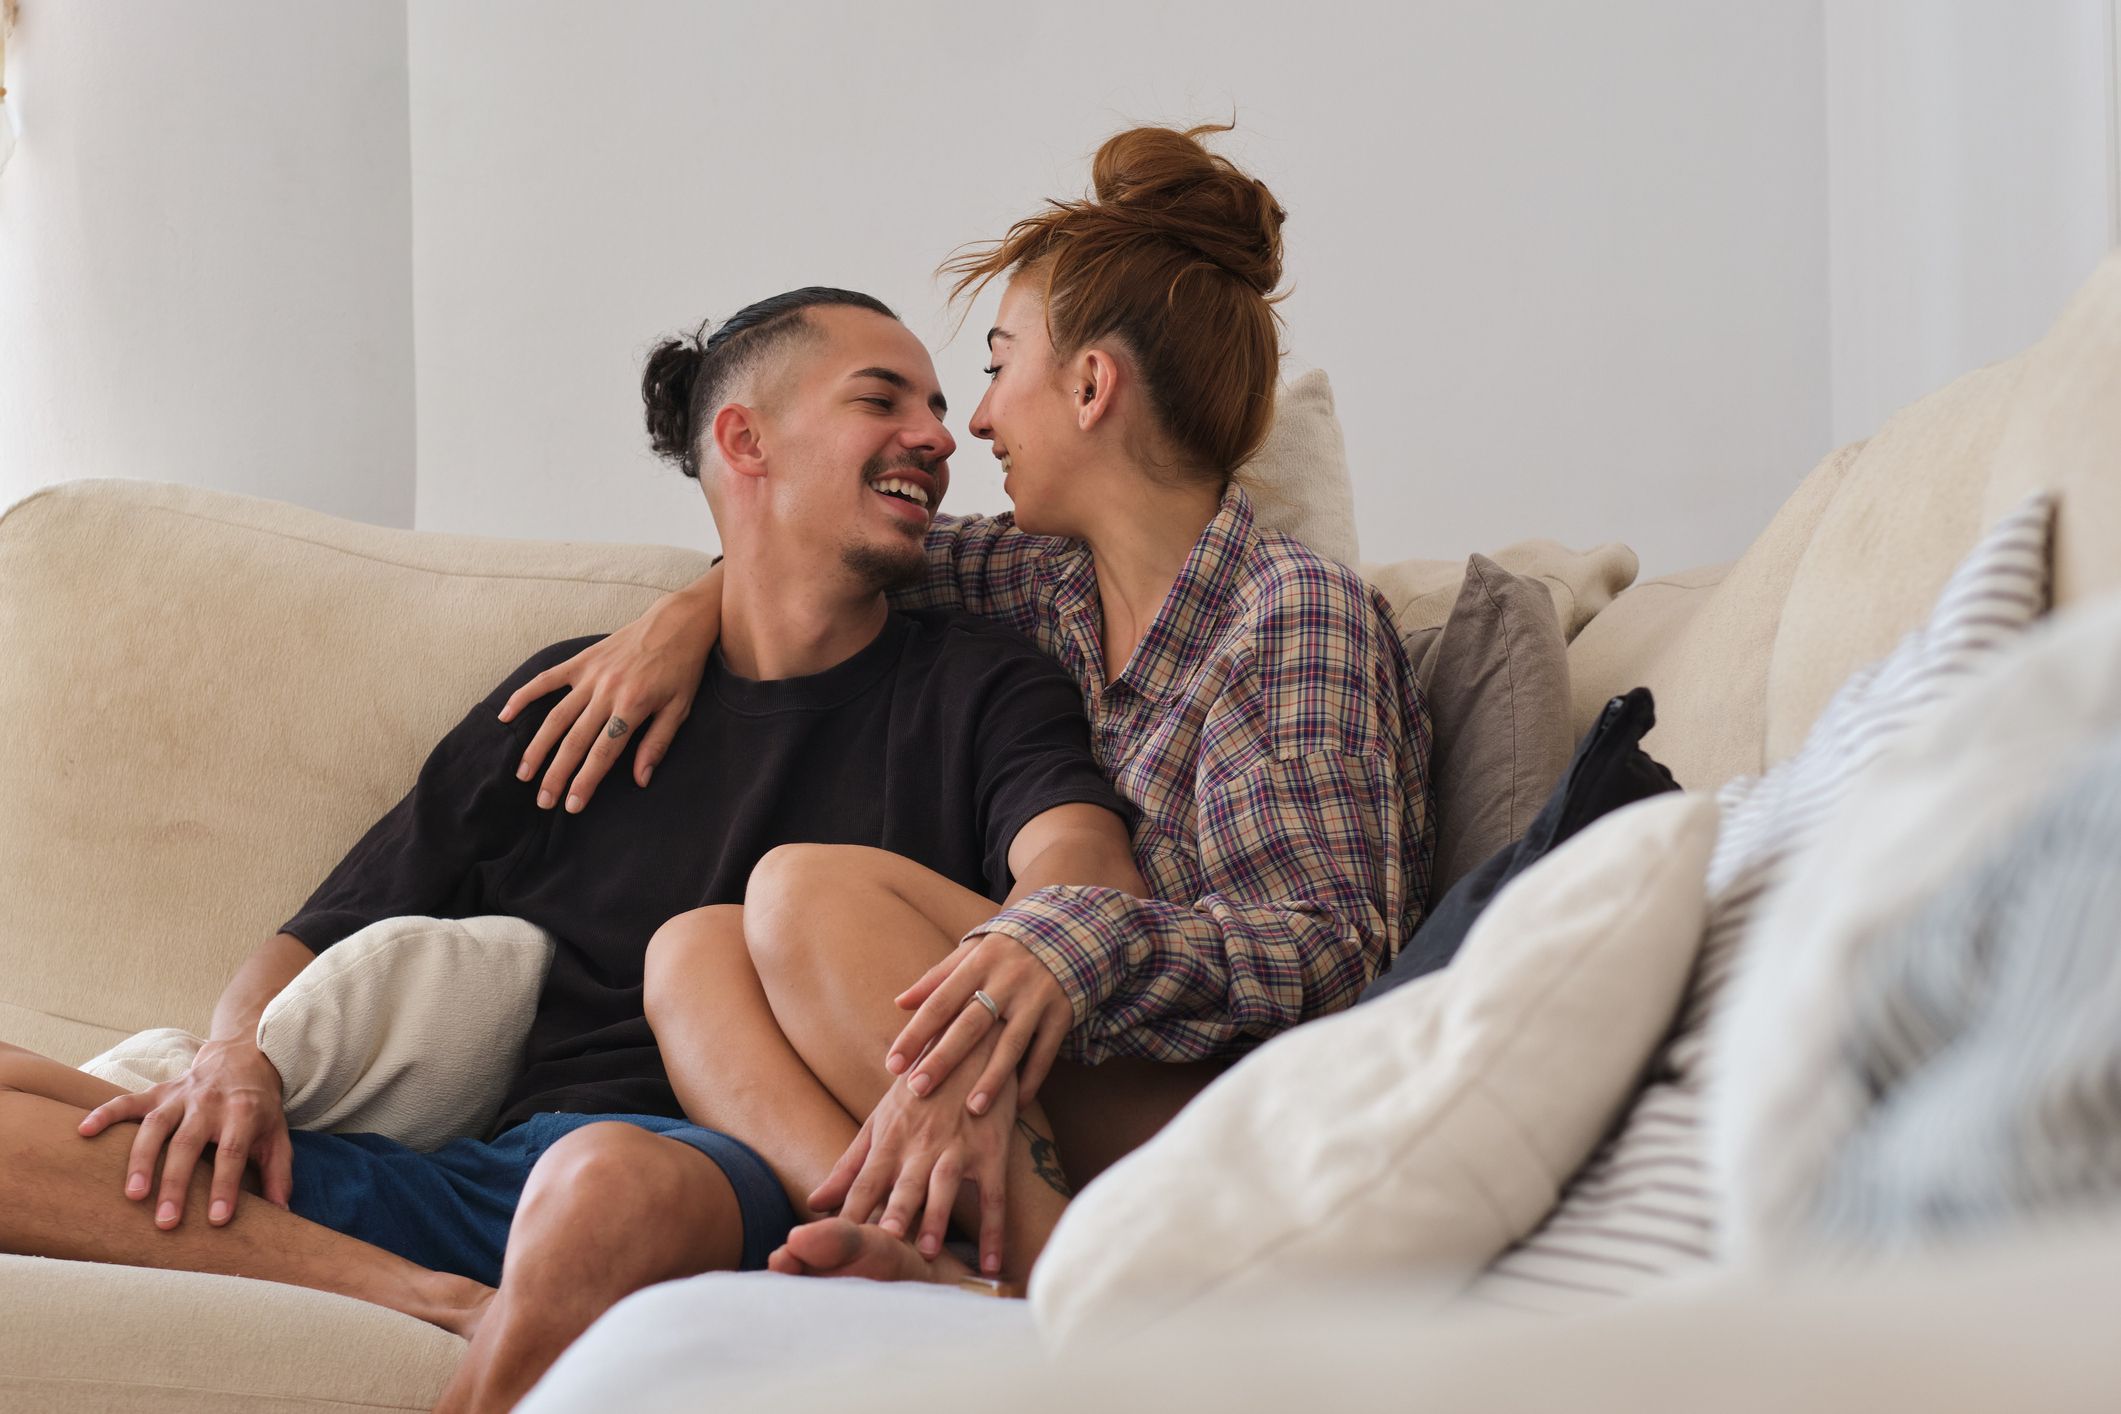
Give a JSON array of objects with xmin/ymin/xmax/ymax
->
[{"xmin": 1460, "ymin": 492, "xmax": 2055, "ymax": 1314}]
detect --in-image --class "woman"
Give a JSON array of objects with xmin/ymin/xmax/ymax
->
[{"xmin": 504, "ymin": 123, "xmax": 1434, "ymax": 1289}]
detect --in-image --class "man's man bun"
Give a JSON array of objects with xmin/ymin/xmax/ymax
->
[{"xmin": 641, "ymin": 331, "xmax": 708, "ymax": 473}]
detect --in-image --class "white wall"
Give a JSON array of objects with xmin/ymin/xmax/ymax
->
[
  {"xmin": 0, "ymin": 2, "xmax": 415, "ymax": 526},
  {"xmin": 1825, "ymin": 0, "xmax": 2119, "ymax": 449},
  {"xmin": 14, "ymin": 5, "xmax": 2109, "ymax": 580},
  {"xmin": 409, "ymin": 1, "xmax": 1832, "ymax": 575}
]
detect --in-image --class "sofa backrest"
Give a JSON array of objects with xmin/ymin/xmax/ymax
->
[
  {"xmin": 0, "ymin": 481, "xmax": 711, "ymax": 1061},
  {"xmin": 1573, "ymin": 248, "xmax": 2121, "ymax": 789}
]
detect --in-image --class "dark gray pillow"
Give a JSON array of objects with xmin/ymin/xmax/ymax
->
[{"xmin": 1410, "ymin": 555, "xmax": 1576, "ymax": 898}]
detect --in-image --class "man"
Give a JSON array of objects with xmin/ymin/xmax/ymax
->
[{"xmin": 0, "ymin": 288, "xmax": 1138, "ymax": 1412}]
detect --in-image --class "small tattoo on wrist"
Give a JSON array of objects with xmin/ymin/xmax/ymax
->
[{"xmin": 1015, "ymin": 1118, "xmax": 1073, "ymax": 1198}]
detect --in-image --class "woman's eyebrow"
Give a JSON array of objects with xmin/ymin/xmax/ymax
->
[{"xmin": 985, "ymin": 328, "xmax": 1014, "ymax": 348}]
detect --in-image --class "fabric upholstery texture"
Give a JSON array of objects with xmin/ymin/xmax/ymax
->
[
  {"xmin": 694, "ymin": 1219, "xmax": 2121, "ymax": 1414},
  {"xmin": 1567, "ymin": 438, "xmax": 1861, "ymax": 789},
  {"xmin": 1410, "ymin": 555, "xmax": 1576, "ymax": 896},
  {"xmin": 1464, "ymin": 495, "xmax": 2053, "ymax": 1314},
  {"xmin": 0, "ymin": 481, "xmax": 711, "ymax": 1066},
  {"xmin": 1366, "ymin": 686, "xmax": 1680, "ymax": 997},
  {"xmin": 1030, "ymin": 792, "xmax": 1719, "ymax": 1347},
  {"xmin": 0, "ymin": 1254, "xmax": 461, "ymax": 1412},
  {"xmin": 1711, "ymin": 592, "xmax": 2121, "ymax": 1259}
]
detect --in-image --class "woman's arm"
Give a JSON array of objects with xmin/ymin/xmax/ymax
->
[
  {"xmin": 506, "ymin": 514, "xmax": 1062, "ymax": 811},
  {"xmin": 976, "ymin": 747, "xmax": 1424, "ymax": 1063},
  {"xmin": 887, "ymin": 513, "xmax": 1050, "ymax": 637},
  {"xmin": 499, "ymin": 564, "xmax": 723, "ymax": 812}
]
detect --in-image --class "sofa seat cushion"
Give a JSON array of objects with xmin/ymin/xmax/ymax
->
[
  {"xmin": 0, "ymin": 1255, "xmax": 461, "ymax": 1412},
  {"xmin": 690, "ymin": 1220, "xmax": 2121, "ymax": 1414}
]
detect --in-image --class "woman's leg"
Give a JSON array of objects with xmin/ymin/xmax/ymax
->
[
  {"xmin": 647, "ymin": 873, "xmax": 1068, "ymax": 1286},
  {"xmin": 644, "ymin": 906, "xmax": 865, "ymax": 1217},
  {"xmin": 735, "ymin": 845, "xmax": 1224, "ymax": 1284}
]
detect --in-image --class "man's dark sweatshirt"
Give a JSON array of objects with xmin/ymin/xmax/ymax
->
[{"xmin": 281, "ymin": 609, "xmax": 1125, "ymax": 1135}]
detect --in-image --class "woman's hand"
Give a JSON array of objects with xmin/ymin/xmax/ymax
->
[
  {"xmin": 888, "ymin": 933, "xmax": 1071, "ymax": 1113},
  {"xmin": 499, "ymin": 571, "xmax": 722, "ymax": 812},
  {"xmin": 810, "ymin": 1048, "xmax": 1019, "ymax": 1277},
  {"xmin": 78, "ymin": 1038, "xmax": 292, "ymax": 1229}
]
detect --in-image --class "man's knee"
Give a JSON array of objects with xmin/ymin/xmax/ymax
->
[
  {"xmin": 514, "ymin": 1123, "xmax": 742, "ymax": 1274},
  {"xmin": 519, "ymin": 1123, "xmax": 692, "ymax": 1227}
]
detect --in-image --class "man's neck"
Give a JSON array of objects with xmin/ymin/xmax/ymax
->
[{"xmin": 718, "ymin": 558, "xmax": 890, "ymax": 682}]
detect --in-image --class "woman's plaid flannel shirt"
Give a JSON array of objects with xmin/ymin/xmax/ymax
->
[{"xmin": 901, "ymin": 485, "xmax": 1434, "ymax": 1064}]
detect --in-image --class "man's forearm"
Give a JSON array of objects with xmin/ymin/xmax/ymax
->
[{"xmin": 207, "ymin": 932, "xmax": 316, "ymax": 1042}]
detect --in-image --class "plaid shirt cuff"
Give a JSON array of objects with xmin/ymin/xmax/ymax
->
[{"xmin": 968, "ymin": 886, "xmax": 1131, "ymax": 1031}]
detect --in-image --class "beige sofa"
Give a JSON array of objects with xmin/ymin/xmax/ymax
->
[{"xmin": 2, "ymin": 250, "xmax": 2117, "ymax": 1411}]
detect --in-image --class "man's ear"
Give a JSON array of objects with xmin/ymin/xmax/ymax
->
[
  {"xmin": 710, "ymin": 403, "xmax": 769, "ymax": 480},
  {"xmin": 1074, "ymin": 348, "xmax": 1121, "ymax": 431}
]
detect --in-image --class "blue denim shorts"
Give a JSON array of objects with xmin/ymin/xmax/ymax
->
[{"xmin": 287, "ymin": 1112, "xmax": 797, "ymax": 1288}]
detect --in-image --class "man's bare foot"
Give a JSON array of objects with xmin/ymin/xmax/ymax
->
[{"xmin": 768, "ymin": 1218, "xmax": 972, "ymax": 1286}]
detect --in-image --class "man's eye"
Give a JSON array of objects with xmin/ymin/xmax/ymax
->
[{"xmin": 861, "ymin": 397, "xmax": 893, "ymax": 409}]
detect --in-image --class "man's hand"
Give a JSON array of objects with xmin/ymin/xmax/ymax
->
[
  {"xmin": 887, "ymin": 933, "xmax": 1071, "ymax": 1114},
  {"xmin": 78, "ymin": 1038, "xmax": 293, "ymax": 1229},
  {"xmin": 810, "ymin": 1039, "xmax": 1020, "ymax": 1279}
]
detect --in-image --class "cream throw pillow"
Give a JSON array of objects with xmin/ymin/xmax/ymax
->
[
  {"xmin": 1030, "ymin": 791, "xmax": 1721, "ymax": 1348},
  {"xmin": 82, "ymin": 915, "xmax": 555, "ymax": 1152},
  {"xmin": 1240, "ymin": 368, "xmax": 1362, "ymax": 567}
]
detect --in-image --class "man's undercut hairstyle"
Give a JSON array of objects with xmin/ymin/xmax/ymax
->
[{"xmin": 642, "ymin": 287, "xmax": 899, "ymax": 480}]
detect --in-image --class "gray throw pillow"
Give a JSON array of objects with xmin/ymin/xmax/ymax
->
[{"xmin": 1409, "ymin": 554, "xmax": 1575, "ymax": 896}]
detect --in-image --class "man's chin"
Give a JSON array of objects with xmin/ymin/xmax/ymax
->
[{"xmin": 840, "ymin": 539, "xmax": 926, "ymax": 594}]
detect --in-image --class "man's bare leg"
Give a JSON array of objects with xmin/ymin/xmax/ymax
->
[
  {"xmin": 0, "ymin": 1043, "xmax": 489, "ymax": 1334},
  {"xmin": 434, "ymin": 1122, "xmax": 745, "ymax": 1414}
]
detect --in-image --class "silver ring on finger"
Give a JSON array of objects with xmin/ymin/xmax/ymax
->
[{"xmin": 972, "ymin": 989, "xmax": 1003, "ymax": 1023}]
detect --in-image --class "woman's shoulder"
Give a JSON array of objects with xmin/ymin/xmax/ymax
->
[
  {"xmin": 1228, "ymin": 528, "xmax": 1388, "ymax": 654},
  {"xmin": 1211, "ymin": 529, "xmax": 1417, "ymax": 759}
]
